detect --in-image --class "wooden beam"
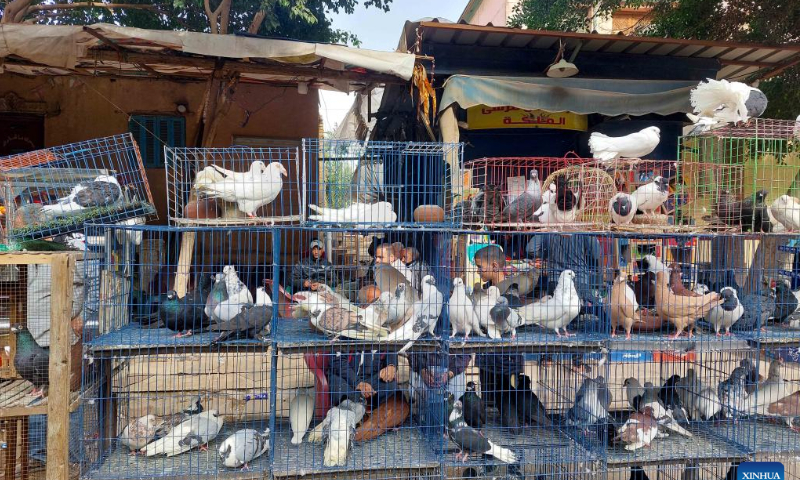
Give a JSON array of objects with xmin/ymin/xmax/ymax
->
[
  {"xmin": 83, "ymin": 27, "xmax": 163, "ymax": 78},
  {"xmin": 46, "ymin": 253, "xmax": 74, "ymax": 480}
]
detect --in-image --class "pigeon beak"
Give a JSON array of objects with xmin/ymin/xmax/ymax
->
[{"xmin": 280, "ymin": 165, "xmax": 288, "ymax": 177}]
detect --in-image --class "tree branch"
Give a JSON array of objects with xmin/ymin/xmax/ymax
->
[
  {"xmin": 248, "ymin": 10, "xmax": 266, "ymax": 34},
  {"xmin": 0, "ymin": 0, "xmax": 33, "ymax": 24},
  {"xmin": 218, "ymin": 0, "xmax": 232, "ymax": 35},
  {"xmin": 204, "ymin": 0, "xmax": 219, "ymax": 34}
]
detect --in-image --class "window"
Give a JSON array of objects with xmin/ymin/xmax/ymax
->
[{"xmin": 129, "ymin": 115, "xmax": 186, "ymax": 168}]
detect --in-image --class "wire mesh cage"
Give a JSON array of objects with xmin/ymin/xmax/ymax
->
[
  {"xmin": 165, "ymin": 145, "xmax": 304, "ymax": 226},
  {"xmin": 0, "ymin": 134, "xmax": 156, "ymax": 242},
  {"xmin": 302, "ymin": 139, "xmax": 463, "ymax": 228},
  {"xmin": 678, "ymin": 118, "xmax": 800, "ymax": 233}
]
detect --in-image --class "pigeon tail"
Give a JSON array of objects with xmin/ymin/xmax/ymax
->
[{"xmin": 487, "ymin": 442, "xmax": 517, "ymax": 463}]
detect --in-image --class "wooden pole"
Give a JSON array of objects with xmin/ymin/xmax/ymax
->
[{"xmin": 46, "ymin": 253, "xmax": 75, "ymax": 480}]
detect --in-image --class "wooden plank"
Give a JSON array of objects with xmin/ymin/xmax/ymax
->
[
  {"xmin": 174, "ymin": 231, "xmax": 196, "ymax": 297},
  {"xmin": 4, "ymin": 418, "xmax": 17, "ymax": 480},
  {"xmin": 0, "ymin": 252, "xmax": 84, "ymax": 265},
  {"xmin": 45, "ymin": 254, "xmax": 73, "ymax": 480}
]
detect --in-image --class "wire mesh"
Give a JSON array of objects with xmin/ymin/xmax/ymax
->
[
  {"xmin": 165, "ymin": 146, "xmax": 304, "ymax": 226},
  {"xmin": 302, "ymin": 139, "xmax": 463, "ymax": 228},
  {"xmin": 0, "ymin": 134, "xmax": 156, "ymax": 242}
]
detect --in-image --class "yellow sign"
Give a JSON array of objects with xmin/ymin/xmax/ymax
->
[{"xmin": 467, "ymin": 106, "xmax": 588, "ymax": 131}]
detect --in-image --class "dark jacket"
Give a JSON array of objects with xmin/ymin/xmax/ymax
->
[
  {"xmin": 290, "ymin": 256, "xmax": 336, "ymax": 292},
  {"xmin": 409, "ymin": 352, "xmax": 471, "ymax": 377},
  {"xmin": 327, "ymin": 351, "xmax": 398, "ymax": 390},
  {"xmin": 526, "ymin": 234, "xmax": 604, "ymax": 302},
  {"xmin": 475, "ymin": 352, "xmax": 524, "ymax": 376}
]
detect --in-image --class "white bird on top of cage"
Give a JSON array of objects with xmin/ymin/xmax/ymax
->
[
  {"xmin": 687, "ymin": 79, "xmax": 768, "ymax": 134},
  {"xmin": 195, "ymin": 161, "xmax": 287, "ymax": 217},
  {"xmin": 588, "ymin": 126, "xmax": 661, "ymax": 163},
  {"xmin": 308, "ymin": 201, "xmax": 397, "ymax": 224},
  {"xmin": 631, "ymin": 175, "xmax": 669, "ymax": 216},
  {"xmin": 42, "ymin": 174, "xmax": 122, "ymax": 215}
]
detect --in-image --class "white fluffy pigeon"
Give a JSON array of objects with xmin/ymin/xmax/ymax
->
[
  {"xmin": 770, "ymin": 195, "xmax": 800, "ymax": 232},
  {"xmin": 494, "ymin": 170, "xmax": 542, "ymax": 223},
  {"xmin": 196, "ymin": 161, "xmax": 287, "ymax": 217},
  {"xmin": 688, "ymin": 79, "xmax": 768, "ymax": 132},
  {"xmin": 143, "ymin": 410, "xmax": 223, "ymax": 457},
  {"xmin": 631, "ymin": 175, "xmax": 669, "ymax": 215},
  {"xmin": 218, "ymin": 429, "xmax": 269, "ymax": 470},
  {"xmin": 448, "ymin": 278, "xmax": 482, "ymax": 340},
  {"xmin": 384, "ymin": 275, "xmax": 443, "ymax": 353},
  {"xmin": 519, "ymin": 270, "xmax": 581, "ymax": 337},
  {"xmin": 609, "ymin": 192, "xmax": 638, "ymax": 224},
  {"xmin": 212, "ymin": 265, "xmax": 254, "ymax": 322},
  {"xmin": 473, "ymin": 286, "xmax": 502, "ymax": 339},
  {"xmin": 42, "ymin": 174, "xmax": 122, "ymax": 215},
  {"xmin": 306, "ymin": 399, "xmax": 367, "ymax": 467},
  {"xmin": 532, "ymin": 183, "xmax": 557, "ymax": 224},
  {"xmin": 743, "ymin": 359, "xmax": 797, "ymax": 415},
  {"xmin": 289, "ymin": 388, "xmax": 315, "ymax": 445},
  {"xmin": 589, "ymin": 126, "xmax": 661, "ymax": 163},
  {"xmin": 308, "ymin": 201, "xmax": 397, "ymax": 224},
  {"xmin": 705, "ymin": 287, "xmax": 744, "ymax": 336}
]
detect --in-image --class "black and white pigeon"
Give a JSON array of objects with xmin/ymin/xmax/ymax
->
[
  {"xmin": 687, "ymin": 79, "xmax": 768, "ymax": 134},
  {"xmin": 550, "ymin": 175, "xmax": 581, "ymax": 223},
  {"xmin": 489, "ymin": 296, "xmax": 523, "ymax": 339},
  {"xmin": 609, "ymin": 192, "xmax": 638, "ymax": 224},
  {"xmin": 514, "ymin": 373, "xmax": 552, "ymax": 427},
  {"xmin": 459, "ymin": 381, "xmax": 486, "ymax": 429},
  {"xmin": 143, "ymin": 410, "xmax": 224, "ymax": 457},
  {"xmin": 494, "ymin": 170, "xmax": 542, "ymax": 223},
  {"xmin": 384, "ymin": 275, "xmax": 442, "ymax": 353},
  {"xmin": 716, "ymin": 189, "xmax": 772, "ymax": 232},
  {"xmin": 42, "ymin": 174, "xmax": 122, "ymax": 215},
  {"xmin": 635, "ymin": 381, "xmax": 693, "ymax": 438},
  {"xmin": 705, "ymin": 287, "xmax": 744, "ymax": 336},
  {"xmin": 658, "ymin": 375, "xmax": 690, "ymax": 426},
  {"xmin": 119, "ymin": 397, "xmax": 203, "ymax": 453},
  {"xmin": 447, "ymin": 393, "xmax": 518, "ymax": 464},
  {"xmin": 632, "ymin": 176, "xmax": 669, "ymax": 216},
  {"xmin": 718, "ymin": 366, "xmax": 749, "ymax": 419},
  {"xmin": 209, "ymin": 285, "xmax": 273, "ymax": 342},
  {"xmin": 218, "ymin": 428, "xmax": 270, "ymax": 470}
]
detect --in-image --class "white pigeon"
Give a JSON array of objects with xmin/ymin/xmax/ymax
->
[
  {"xmin": 384, "ymin": 275, "xmax": 443, "ymax": 353},
  {"xmin": 705, "ymin": 287, "xmax": 744, "ymax": 336},
  {"xmin": 143, "ymin": 410, "xmax": 224, "ymax": 457},
  {"xmin": 289, "ymin": 388, "xmax": 315, "ymax": 445},
  {"xmin": 794, "ymin": 114, "xmax": 800, "ymax": 140},
  {"xmin": 196, "ymin": 161, "xmax": 287, "ymax": 217},
  {"xmin": 770, "ymin": 195, "xmax": 800, "ymax": 232},
  {"xmin": 641, "ymin": 254, "xmax": 670, "ymax": 275},
  {"xmin": 212, "ymin": 265, "xmax": 254, "ymax": 322},
  {"xmin": 519, "ymin": 270, "xmax": 581, "ymax": 337},
  {"xmin": 689, "ymin": 79, "xmax": 768, "ymax": 127},
  {"xmin": 308, "ymin": 201, "xmax": 397, "ymax": 224},
  {"xmin": 631, "ymin": 175, "xmax": 669, "ymax": 215},
  {"xmin": 42, "ymin": 174, "xmax": 122, "ymax": 215},
  {"xmin": 114, "ymin": 216, "xmax": 145, "ymax": 246},
  {"xmin": 532, "ymin": 183, "xmax": 557, "ymax": 224},
  {"xmin": 609, "ymin": 192, "xmax": 638, "ymax": 224},
  {"xmin": 589, "ymin": 126, "xmax": 661, "ymax": 163},
  {"xmin": 218, "ymin": 429, "xmax": 269, "ymax": 470},
  {"xmin": 193, "ymin": 165, "xmax": 226, "ymax": 191},
  {"xmin": 693, "ymin": 283, "xmax": 710, "ymax": 295},
  {"xmin": 307, "ymin": 399, "xmax": 367, "ymax": 467},
  {"xmin": 743, "ymin": 359, "xmax": 797, "ymax": 415},
  {"xmin": 473, "ymin": 286, "xmax": 502, "ymax": 339},
  {"xmin": 448, "ymin": 278, "xmax": 482, "ymax": 340}
]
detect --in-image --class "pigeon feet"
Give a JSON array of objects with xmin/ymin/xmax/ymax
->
[
  {"xmin": 199, "ymin": 444, "xmax": 209, "ymax": 452},
  {"xmin": 241, "ymin": 463, "xmax": 251, "ymax": 471},
  {"xmin": 625, "ymin": 332, "xmax": 632, "ymax": 340},
  {"xmin": 29, "ymin": 387, "xmax": 44, "ymax": 398},
  {"xmin": 725, "ymin": 331, "xmax": 732, "ymax": 336},
  {"xmin": 172, "ymin": 330, "xmax": 193, "ymax": 339}
]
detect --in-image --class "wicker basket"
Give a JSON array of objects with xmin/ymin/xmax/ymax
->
[{"xmin": 541, "ymin": 165, "xmax": 616, "ymax": 225}]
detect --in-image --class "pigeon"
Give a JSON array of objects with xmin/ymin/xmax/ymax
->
[
  {"xmin": 659, "ymin": 375, "xmax": 690, "ymax": 426},
  {"xmin": 218, "ymin": 429, "xmax": 270, "ymax": 470},
  {"xmin": 119, "ymin": 397, "xmax": 203, "ymax": 453},
  {"xmin": 610, "ymin": 271, "xmax": 642, "ymax": 339},
  {"xmin": 374, "ymin": 264, "xmax": 415, "ymax": 303},
  {"xmin": 532, "ymin": 183, "xmax": 558, "ymax": 224},
  {"xmin": 489, "ymin": 296, "xmax": 523, "ymax": 339},
  {"xmin": 566, "ymin": 375, "xmax": 611, "ymax": 439},
  {"xmin": 205, "ymin": 273, "xmax": 228, "ymax": 319},
  {"xmin": 743, "ymin": 359, "xmax": 797, "ymax": 415},
  {"xmin": 459, "ymin": 382, "xmax": 485, "ymax": 429},
  {"xmin": 384, "ymin": 275, "xmax": 443, "ymax": 353},
  {"xmin": 770, "ymin": 195, "xmax": 800, "ymax": 232},
  {"xmin": 669, "ymin": 264, "xmax": 701, "ymax": 297},
  {"xmin": 193, "ymin": 165, "xmax": 226, "ymax": 191},
  {"xmin": 289, "ymin": 388, "xmax": 315, "ymax": 445},
  {"xmin": 678, "ymin": 369, "xmax": 721, "ymax": 421},
  {"xmin": 473, "ymin": 285, "xmax": 502, "ymax": 339},
  {"xmin": 706, "ymin": 287, "xmax": 744, "ymax": 336},
  {"xmin": 550, "ymin": 176, "xmax": 581, "ymax": 223},
  {"xmin": 640, "ymin": 254, "xmax": 670, "ymax": 275},
  {"xmin": 13, "ymin": 325, "xmax": 48, "ymax": 397},
  {"xmin": 630, "ymin": 380, "xmax": 693, "ymax": 437},
  {"xmin": 740, "ymin": 358, "xmax": 760, "ymax": 395},
  {"xmin": 631, "ymin": 176, "xmax": 669, "ymax": 216},
  {"xmin": 447, "ymin": 394, "xmax": 518, "ymax": 463},
  {"xmin": 499, "ymin": 385, "xmax": 522, "ymax": 435},
  {"xmin": 209, "ymin": 286, "xmax": 273, "ymax": 342},
  {"xmin": 156, "ymin": 274, "xmax": 214, "ymax": 338},
  {"xmin": 718, "ymin": 366, "xmax": 749, "ymax": 419},
  {"xmin": 632, "ymin": 466, "xmax": 652, "ymax": 480},
  {"xmin": 773, "ymin": 281, "xmax": 800, "ymax": 324},
  {"xmin": 624, "ymin": 378, "xmax": 646, "ymax": 411},
  {"xmin": 515, "ymin": 373, "xmax": 552, "ymax": 427},
  {"xmin": 654, "ymin": 272, "xmax": 722, "ymax": 339},
  {"xmin": 630, "ymin": 271, "xmax": 657, "ymax": 310},
  {"xmin": 448, "ymin": 277, "xmax": 482, "ymax": 340},
  {"xmin": 519, "ymin": 270, "xmax": 581, "ymax": 337},
  {"xmin": 614, "ymin": 407, "xmax": 659, "ymax": 451},
  {"xmin": 211, "ymin": 266, "xmax": 254, "ymax": 323},
  {"xmin": 693, "ymin": 284, "xmax": 710, "ymax": 295},
  {"xmin": 196, "ymin": 161, "xmax": 287, "ymax": 217},
  {"xmin": 716, "ymin": 189, "xmax": 772, "ymax": 232},
  {"xmin": 589, "ymin": 126, "xmax": 661, "ymax": 163},
  {"xmin": 114, "ymin": 216, "xmax": 145, "ymax": 246},
  {"xmin": 494, "ymin": 170, "xmax": 542, "ymax": 223},
  {"xmin": 609, "ymin": 192, "xmax": 638, "ymax": 224},
  {"xmin": 143, "ymin": 410, "xmax": 224, "ymax": 456},
  {"xmin": 309, "ymin": 399, "xmax": 367, "ymax": 467},
  {"xmin": 688, "ymin": 79, "xmax": 768, "ymax": 129},
  {"xmin": 42, "ymin": 174, "xmax": 122, "ymax": 215},
  {"xmin": 385, "ymin": 282, "xmax": 416, "ymax": 328},
  {"xmin": 308, "ymin": 201, "xmax": 397, "ymax": 224}
]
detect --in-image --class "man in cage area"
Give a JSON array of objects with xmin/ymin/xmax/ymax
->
[
  {"xmin": 327, "ymin": 349, "xmax": 399, "ymax": 410},
  {"xmin": 290, "ymin": 239, "xmax": 337, "ymax": 293},
  {"xmin": 407, "ymin": 351, "xmax": 470, "ymax": 408}
]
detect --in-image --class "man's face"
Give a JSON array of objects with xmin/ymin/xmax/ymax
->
[
  {"xmin": 474, "ymin": 258, "xmax": 496, "ymax": 282},
  {"xmin": 311, "ymin": 246, "xmax": 323, "ymax": 260},
  {"xmin": 403, "ymin": 249, "xmax": 415, "ymax": 264},
  {"xmin": 375, "ymin": 248, "xmax": 393, "ymax": 265}
]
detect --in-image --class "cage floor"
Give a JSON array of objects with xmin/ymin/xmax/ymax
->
[
  {"xmin": 0, "ymin": 379, "xmax": 83, "ymax": 418},
  {"xmin": 83, "ymin": 421, "xmax": 270, "ymax": 480},
  {"xmin": 271, "ymin": 423, "xmax": 440, "ymax": 475},
  {"xmin": 755, "ymin": 325, "xmax": 800, "ymax": 344},
  {"xmin": 87, "ymin": 324, "xmax": 268, "ymax": 352},
  {"xmin": 745, "ymin": 419, "xmax": 800, "ymax": 455},
  {"xmin": 609, "ymin": 332, "xmax": 751, "ymax": 352},
  {"xmin": 449, "ymin": 315, "xmax": 606, "ymax": 350},
  {"xmin": 606, "ymin": 423, "xmax": 749, "ymax": 466},
  {"xmin": 273, "ymin": 318, "xmax": 439, "ymax": 350},
  {"xmin": 8, "ymin": 202, "xmax": 156, "ymax": 241},
  {"xmin": 171, "ymin": 214, "xmax": 302, "ymax": 226}
]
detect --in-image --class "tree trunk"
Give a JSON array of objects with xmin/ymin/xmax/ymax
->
[
  {"xmin": 218, "ymin": 0, "xmax": 232, "ymax": 35},
  {"xmin": 248, "ymin": 10, "xmax": 266, "ymax": 34},
  {"xmin": 0, "ymin": 0, "xmax": 33, "ymax": 24}
]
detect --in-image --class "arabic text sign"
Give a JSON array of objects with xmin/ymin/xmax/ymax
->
[{"xmin": 467, "ymin": 106, "xmax": 588, "ymax": 131}]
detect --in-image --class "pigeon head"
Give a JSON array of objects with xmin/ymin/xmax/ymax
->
[
  {"xmin": 530, "ymin": 170, "xmax": 539, "ymax": 181},
  {"xmin": 266, "ymin": 161, "xmax": 289, "ymax": 178},
  {"xmin": 486, "ymin": 286, "xmax": 501, "ymax": 300},
  {"xmin": 694, "ymin": 283, "xmax": 710, "ymax": 295},
  {"xmin": 640, "ymin": 406, "xmax": 656, "ymax": 418},
  {"xmin": 654, "ymin": 176, "xmax": 669, "ymax": 192},
  {"xmin": 249, "ymin": 161, "xmax": 267, "ymax": 174},
  {"xmin": 755, "ymin": 189, "xmax": 769, "ymax": 203},
  {"xmin": 645, "ymin": 126, "xmax": 661, "ymax": 137},
  {"xmin": 423, "ymin": 275, "xmax": 436, "ymax": 286},
  {"xmin": 166, "ymin": 290, "xmax": 178, "ymax": 301},
  {"xmin": 452, "ymin": 277, "xmax": 464, "ymax": 288},
  {"xmin": 395, "ymin": 283, "xmax": 406, "ymax": 298},
  {"xmin": 720, "ymin": 287, "xmax": 738, "ymax": 300},
  {"xmin": 745, "ymin": 88, "xmax": 768, "ymax": 118},
  {"xmin": 559, "ymin": 269, "xmax": 576, "ymax": 283},
  {"xmin": 614, "ymin": 271, "xmax": 628, "ymax": 284},
  {"xmin": 517, "ymin": 373, "xmax": 532, "ymax": 390},
  {"xmin": 494, "ymin": 296, "xmax": 509, "ymax": 308},
  {"xmin": 612, "ymin": 193, "xmax": 634, "ymax": 217},
  {"xmin": 622, "ymin": 377, "xmax": 639, "ymax": 388},
  {"xmin": 222, "ymin": 265, "xmax": 236, "ymax": 275},
  {"xmin": 466, "ymin": 381, "xmax": 477, "ymax": 392}
]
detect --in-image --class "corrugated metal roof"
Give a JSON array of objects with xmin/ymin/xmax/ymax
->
[{"xmin": 409, "ymin": 21, "xmax": 800, "ymax": 81}]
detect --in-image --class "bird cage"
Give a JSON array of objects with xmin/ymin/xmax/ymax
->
[
  {"xmin": 165, "ymin": 145, "xmax": 304, "ymax": 226},
  {"xmin": 0, "ymin": 134, "xmax": 156, "ymax": 243},
  {"xmin": 677, "ymin": 118, "xmax": 800, "ymax": 233},
  {"xmin": 302, "ymin": 139, "xmax": 463, "ymax": 228}
]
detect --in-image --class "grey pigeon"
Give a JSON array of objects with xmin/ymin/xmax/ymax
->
[
  {"xmin": 740, "ymin": 358, "xmax": 759, "ymax": 394},
  {"xmin": 13, "ymin": 325, "xmax": 49, "ymax": 397},
  {"xmin": 489, "ymin": 296, "xmax": 523, "ymax": 339},
  {"xmin": 566, "ymin": 376, "xmax": 611, "ymax": 439},
  {"xmin": 209, "ymin": 286, "xmax": 273, "ymax": 342},
  {"xmin": 42, "ymin": 174, "xmax": 122, "ymax": 215},
  {"xmin": 218, "ymin": 429, "xmax": 270, "ymax": 469},
  {"xmin": 307, "ymin": 399, "xmax": 367, "ymax": 467},
  {"xmin": 386, "ymin": 282, "xmax": 416, "ymax": 327},
  {"xmin": 678, "ymin": 369, "xmax": 721, "ymax": 421},
  {"xmin": 143, "ymin": 410, "xmax": 224, "ymax": 456},
  {"xmin": 624, "ymin": 377, "xmax": 645, "ymax": 411},
  {"xmin": 718, "ymin": 366, "xmax": 748, "ymax": 419},
  {"xmin": 384, "ymin": 275, "xmax": 442, "ymax": 353},
  {"xmin": 494, "ymin": 170, "xmax": 541, "ymax": 223}
]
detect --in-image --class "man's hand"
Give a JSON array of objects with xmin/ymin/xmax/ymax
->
[
  {"xmin": 303, "ymin": 280, "xmax": 312, "ymax": 288},
  {"xmin": 379, "ymin": 365, "xmax": 397, "ymax": 382},
  {"xmin": 310, "ymin": 282, "xmax": 321, "ymax": 291},
  {"xmin": 531, "ymin": 258, "xmax": 544, "ymax": 269},
  {"xmin": 356, "ymin": 382, "xmax": 375, "ymax": 398},
  {"xmin": 421, "ymin": 368, "xmax": 449, "ymax": 387}
]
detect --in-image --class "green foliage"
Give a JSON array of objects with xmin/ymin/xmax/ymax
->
[
  {"xmin": 323, "ymin": 160, "xmax": 354, "ymax": 208},
  {"xmin": 508, "ymin": 0, "xmax": 634, "ymax": 31},
  {"xmin": 9, "ymin": 201, "xmax": 155, "ymax": 239}
]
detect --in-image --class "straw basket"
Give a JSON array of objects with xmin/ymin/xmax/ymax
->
[{"xmin": 541, "ymin": 164, "xmax": 616, "ymax": 226}]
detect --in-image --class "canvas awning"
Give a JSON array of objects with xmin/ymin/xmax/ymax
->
[
  {"xmin": 0, "ymin": 24, "xmax": 415, "ymax": 91},
  {"xmin": 439, "ymin": 75, "xmax": 696, "ymax": 116}
]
